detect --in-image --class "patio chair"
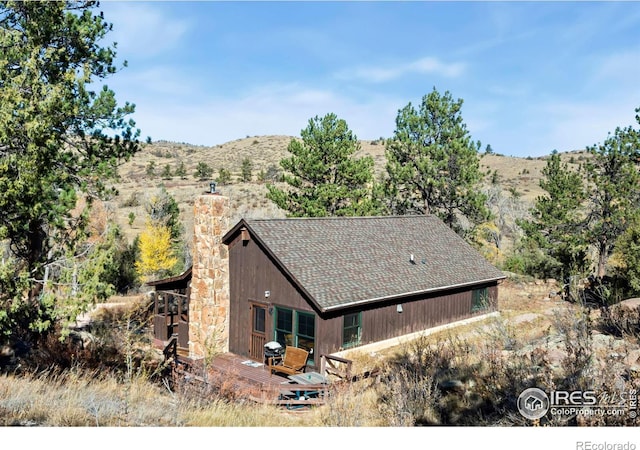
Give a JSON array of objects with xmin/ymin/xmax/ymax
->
[{"xmin": 268, "ymin": 346, "xmax": 309, "ymax": 376}]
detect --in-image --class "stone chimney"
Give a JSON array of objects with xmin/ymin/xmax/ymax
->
[{"xmin": 188, "ymin": 193, "xmax": 231, "ymax": 358}]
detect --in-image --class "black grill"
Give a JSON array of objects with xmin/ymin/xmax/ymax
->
[{"xmin": 264, "ymin": 341, "xmax": 283, "ymax": 363}]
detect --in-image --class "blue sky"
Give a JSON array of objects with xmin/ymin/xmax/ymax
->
[{"xmin": 97, "ymin": 1, "xmax": 640, "ymax": 157}]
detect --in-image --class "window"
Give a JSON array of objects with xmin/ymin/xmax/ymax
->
[
  {"xmin": 275, "ymin": 307, "xmax": 293, "ymax": 347},
  {"xmin": 253, "ymin": 306, "xmax": 265, "ymax": 334},
  {"xmin": 343, "ymin": 312, "xmax": 361, "ymax": 348},
  {"xmin": 296, "ymin": 312, "xmax": 315, "ymax": 359},
  {"xmin": 472, "ymin": 287, "xmax": 490, "ymax": 312},
  {"xmin": 274, "ymin": 307, "xmax": 316, "ymax": 363}
]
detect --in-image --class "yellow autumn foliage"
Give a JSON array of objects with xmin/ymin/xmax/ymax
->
[{"xmin": 135, "ymin": 221, "xmax": 178, "ymax": 281}]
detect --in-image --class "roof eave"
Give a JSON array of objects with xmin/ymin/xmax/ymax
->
[
  {"xmin": 146, "ymin": 266, "xmax": 193, "ymax": 286},
  {"xmin": 225, "ymin": 219, "xmax": 326, "ymax": 313},
  {"xmin": 322, "ymin": 275, "xmax": 507, "ymax": 312}
]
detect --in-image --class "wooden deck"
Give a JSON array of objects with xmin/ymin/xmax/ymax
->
[
  {"xmin": 175, "ymin": 352, "xmax": 324, "ymax": 404},
  {"xmin": 168, "ymin": 351, "xmax": 371, "ymax": 408}
]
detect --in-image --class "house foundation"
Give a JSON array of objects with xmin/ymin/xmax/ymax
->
[{"xmin": 188, "ymin": 193, "xmax": 231, "ymax": 359}]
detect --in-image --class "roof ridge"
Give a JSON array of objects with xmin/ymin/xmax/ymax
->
[{"xmin": 245, "ymin": 215, "xmax": 433, "ymax": 222}]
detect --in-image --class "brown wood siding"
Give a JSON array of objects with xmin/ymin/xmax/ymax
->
[
  {"xmin": 227, "ymin": 229, "xmax": 500, "ymax": 360},
  {"xmin": 227, "ymin": 235, "xmax": 317, "ymax": 360},
  {"xmin": 360, "ymin": 290, "xmax": 472, "ymax": 346},
  {"xmin": 316, "ymin": 282, "xmax": 498, "ymax": 354}
]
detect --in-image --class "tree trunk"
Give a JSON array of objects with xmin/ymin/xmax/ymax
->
[
  {"xmin": 597, "ymin": 241, "xmax": 608, "ymax": 279},
  {"xmin": 27, "ymin": 220, "xmax": 46, "ymax": 303}
]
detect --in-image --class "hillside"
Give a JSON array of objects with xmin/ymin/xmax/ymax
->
[{"xmin": 108, "ymin": 135, "xmax": 589, "ymax": 247}]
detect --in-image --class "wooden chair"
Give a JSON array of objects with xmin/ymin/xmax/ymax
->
[{"xmin": 268, "ymin": 346, "xmax": 309, "ymax": 376}]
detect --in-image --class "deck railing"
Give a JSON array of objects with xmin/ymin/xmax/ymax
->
[
  {"xmin": 163, "ymin": 335, "xmax": 178, "ymax": 363},
  {"xmin": 153, "ymin": 290, "xmax": 189, "ymax": 347},
  {"xmin": 320, "ymin": 354, "xmax": 353, "ymax": 380}
]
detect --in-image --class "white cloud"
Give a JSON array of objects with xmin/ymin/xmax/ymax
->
[
  {"xmin": 335, "ymin": 56, "xmax": 466, "ymax": 83},
  {"xmin": 543, "ymin": 100, "xmax": 639, "ymax": 152},
  {"xmin": 129, "ymin": 83, "xmax": 401, "ymax": 146},
  {"xmin": 99, "ymin": 2, "xmax": 191, "ymax": 59},
  {"xmin": 590, "ymin": 48, "xmax": 640, "ymax": 92},
  {"xmin": 118, "ymin": 66, "xmax": 201, "ymax": 98}
]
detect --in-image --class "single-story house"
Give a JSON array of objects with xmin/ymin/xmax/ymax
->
[
  {"xmin": 150, "ymin": 194, "xmax": 505, "ymax": 369},
  {"xmin": 221, "ymin": 215, "xmax": 505, "ymax": 366}
]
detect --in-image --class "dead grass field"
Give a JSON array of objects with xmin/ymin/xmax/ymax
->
[
  {"xmin": 2, "ymin": 276, "xmax": 638, "ymax": 427},
  {"xmin": 108, "ymin": 135, "xmax": 589, "ymax": 246}
]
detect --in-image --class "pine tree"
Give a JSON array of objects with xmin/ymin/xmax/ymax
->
[
  {"xmin": 240, "ymin": 157, "xmax": 253, "ymax": 182},
  {"xmin": 194, "ymin": 162, "xmax": 213, "ymax": 181},
  {"xmin": 175, "ymin": 161, "xmax": 187, "ymax": 180},
  {"xmin": 217, "ymin": 167, "xmax": 231, "ymax": 185},
  {"xmin": 518, "ymin": 151, "xmax": 589, "ymax": 279},
  {"xmin": 384, "ymin": 88, "xmax": 489, "ymax": 235},
  {"xmin": 0, "ymin": 1, "xmax": 140, "ymax": 340},
  {"xmin": 146, "ymin": 161, "xmax": 156, "ymax": 178},
  {"xmin": 584, "ymin": 126, "xmax": 640, "ymax": 278},
  {"xmin": 161, "ymin": 164, "xmax": 172, "ymax": 180},
  {"xmin": 266, "ymin": 113, "xmax": 380, "ymax": 217}
]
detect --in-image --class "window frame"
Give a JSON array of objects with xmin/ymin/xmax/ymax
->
[
  {"xmin": 342, "ymin": 311, "xmax": 362, "ymax": 349},
  {"xmin": 274, "ymin": 307, "xmax": 293, "ymax": 347},
  {"xmin": 273, "ymin": 306, "xmax": 316, "ymax": 363},
  {"xmin": 295, "ymin": 311, "xmax": 316, "ymax": 363},
  {"xmin": 471, "ymin": 287, "xmax": 490, "ymax": 312}
]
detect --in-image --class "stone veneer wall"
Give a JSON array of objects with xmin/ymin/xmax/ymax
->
[{"xmin": 189, "ymin": 194, "xmax": 231, "ymax": 359}]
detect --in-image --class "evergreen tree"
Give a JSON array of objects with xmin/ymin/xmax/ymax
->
[
  {"xmin": 614, "ymin": 221, "xmax": 640, "ymax": 293},
  {"xmin": 161, "ymin": 164, "xmax": 172, "ymax": 180},
  {"xmin": 384, "ymin": 88, "xmax": 489, "ymax": 234},
  {"xmin": 217, "ymin": 167, "xmax": 231, "ymax": 185},
  {"xmin": 266, "ymin": 113, "xmax": 380, "ymax": 217},
  {"xmin": 584, "ymin": 126, "xmax": 640, "ymax": 278},
  {"xmin": 175, "ymin": 161, "xmax": 187, "ymax": 179},
  {"xmin": 0, "ymin": 1, "xmax": 140, "ymax": 340},
  {"xmin": 194, "ymin": 161, "xmax": 214, "ymax": 181},
  {"xmin": 518, "ymin": 151, "xmax": 589, "ymax": 279},
  {"xmin": 146, "ymin": 161, "xmax": 156, "ymax": 178},
  {"xmin": 240, "ymin": 157, "xmax": 253, "ymax": 182}
]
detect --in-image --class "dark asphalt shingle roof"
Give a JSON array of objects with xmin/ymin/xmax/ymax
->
[{"xmin": 228, "ymin": 216, "xmax": 505, "ymax": 312}]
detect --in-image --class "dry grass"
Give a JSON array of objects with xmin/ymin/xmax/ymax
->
[
  {"xmin": 0, "ymin": 368, "xmax": 322, "ymax": 426},
  {"xmin": 2, "ymin": 280, "xmax": 638, "ymax": 427},
  {"xmin": 108, "ymin": 136, "xmax": 585, "ymax": 246}
]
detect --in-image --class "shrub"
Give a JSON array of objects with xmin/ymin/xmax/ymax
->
[
  {"xmin": 161, "ymin": 164, "xmax": 172, "ymax": 180},
  {"xmin": 194, "ymin": 162, "xmax": 214, "ymax": 181},
  {"xmin": 175, "ymin": 161, "xmax": 187, "ymax": 180},
  {"xmin": 145, "ymin": 161, "xmax": 156, "ymax": 178},
  {"xmin": 598, "ymin": 304, "xmax": 640, "ymax": 340},
  {"xmin": 121, "ymin": 192, "xmax": 140, "ymax": 208},
  {"xmin": 240, "ymin": 157, "xmax": 253, "ymax": 182},
  {"xmin": 264, "ymin": 164, "xmax": 281, "ymax": 183},
  {"xmin": 217, "ymin": 167, "xmax": 231, "ymax": 185}
]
